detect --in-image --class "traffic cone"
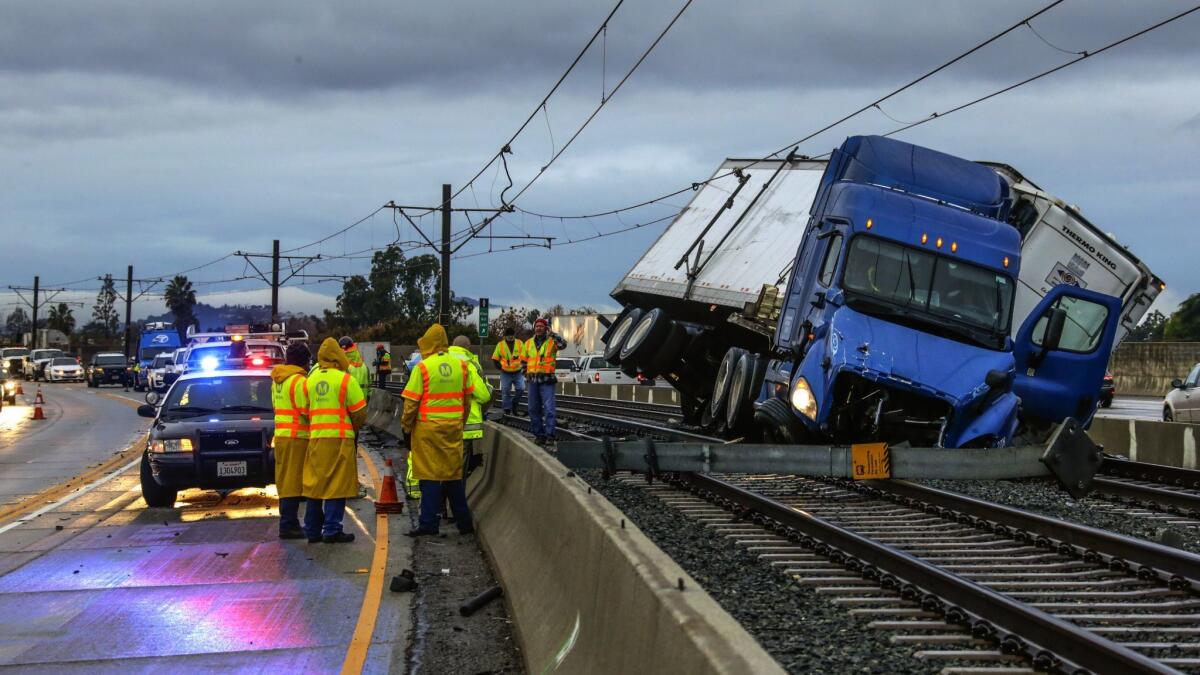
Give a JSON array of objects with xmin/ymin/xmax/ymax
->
[
  {"xmin": 32, "ymin": 386, "xmax": 45, "ymax": 421},
  {"xmin": 15, "ymin": 382, "xmax": 24, "ymax": 396},
  {"xmin": 375, "ymin": 459, "xmax": 404, "ymax": 514}
]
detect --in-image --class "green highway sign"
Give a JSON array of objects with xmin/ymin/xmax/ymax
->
[{"xmin": 478, "ymin": 297, "xmax": 489, "ymax": 338}]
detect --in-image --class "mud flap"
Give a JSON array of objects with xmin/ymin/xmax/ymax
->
[{"xmin": 1039, "ymin": 418, "xmax": 1104, "ymax": 499}]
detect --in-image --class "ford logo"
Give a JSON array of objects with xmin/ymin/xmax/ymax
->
[{"xmin": 224, "ymin": 439, "xmax": 239, "ymax": 446}]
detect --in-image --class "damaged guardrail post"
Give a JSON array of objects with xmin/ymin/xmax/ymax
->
[{"xmin": 560, "ymin": 422, "xmax": 1105, "ymax": 497}]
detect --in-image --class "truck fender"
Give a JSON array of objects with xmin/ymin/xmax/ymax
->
[{"xmin": 953, "ymin": 392, "xmax": 1020, "ymax": 449}]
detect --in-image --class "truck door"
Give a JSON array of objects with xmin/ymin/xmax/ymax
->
[
  {"xmin": 1012, "ymin": 285, "xmax": 1121, "ymax": 426},
  {"xmin": 775, "ymin": 221, "xmax": 845, "ymax": 351}
]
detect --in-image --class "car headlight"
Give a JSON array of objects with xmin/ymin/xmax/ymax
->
[
  {"xmin": 3, "ymin": 381, "xmax": 14, "ymax": 392},
  {"xmin": 149, "ymin": 438, "xmax": 194, "ymax": 453},
  {"xmin": 790, "ymin": 376, "xmax": 818, "ymax": 421}
]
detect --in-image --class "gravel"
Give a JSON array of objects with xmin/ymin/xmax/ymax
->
[
  {"xmin": 580, "ymin": 470, "xmax": 936, "ymax": 674},
  {"xmin": 918, "ymin": 478, "xmax": 1200, "ymax": 555}
]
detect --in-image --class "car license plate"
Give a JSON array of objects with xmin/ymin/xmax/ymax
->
[{"xmin": 216, "ymin": 461, "xmax": 247, "ymax": 477}]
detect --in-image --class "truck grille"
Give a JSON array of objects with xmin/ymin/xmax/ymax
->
[{"xmin": 196, "ymin": 431, "xmax": 263, "ymax": 451}]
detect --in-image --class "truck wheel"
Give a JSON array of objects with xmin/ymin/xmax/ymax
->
[
  {"xmin": 754, "ymin": 397, "xmax": 804, "ymax": 444},
  {"xmin": 620, "ymin": 308, "xmax": 671, "ymax": 366},
  {"xmin": 603, "ymin": 309, "xmax": 644, "ymax": 365},
  {"xmin": 709, "ymin": 347, "xmax": 747, "ymax": 421},
  {"xmin": 139, "ymin": 454, "xmax": 178, "ymax": 508},
  {"xmin": 601, "ymin": 306, "xmax": 635, "ymax": 346},
  {"xmin": 637, "ymin": 321, "xmax": 686, "ymax": 379},
  {"xmin": 726, "ymin": 352, "xmax": 767, "ymax": 431}
]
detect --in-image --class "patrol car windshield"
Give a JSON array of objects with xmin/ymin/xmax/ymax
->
[
  {"xmin": 842, "ymin": 235, "xmax": 1014, "ymax": 349},
  {"xmin": 161, "ymin": 376, "xmax": 273, "ymax": 419},
  {"xmin": 94, "ymin": 355, "xmax": 126, "ymax": 366}
]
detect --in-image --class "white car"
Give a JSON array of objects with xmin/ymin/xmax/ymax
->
[
  {"xmin": 45, "ymin": 356, "xmax": 84, "ymax": 383},
  {"xmin": 1164, "ymin": 363, "xmax": 1200, "ymax": 423},
  {"xmin": 146, "ymin": 352, "xmax": 175, "ymax": 391},
  {"xmin": 573, "ymin": 354, "xmax": 634, "ymax": 385},
  {"xmin": 555, "ymin": 357, "xmax": 577, "ymax": 381},
  {"xmin": 25, "ymin": 348, "xmax": 64, "ymax": 381}
]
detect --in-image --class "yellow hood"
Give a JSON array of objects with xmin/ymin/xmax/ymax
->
[
  {"xmin": 317, "ymin": 337, "xmax": 350, "ymax": 371},
  {"xmin": 270, "ymin": 364, "xmax": 306, "ymax": 384},
  {"xmin": 418, "ymin": 324, "xmax": 449, "ymax": 357}
]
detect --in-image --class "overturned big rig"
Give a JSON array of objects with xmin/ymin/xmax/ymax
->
[{"xmin": 601, "ymin": 136, "xmax": 1161, "ymax": 448}]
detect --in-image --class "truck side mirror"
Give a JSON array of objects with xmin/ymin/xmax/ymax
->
[
  {"xmin": 1173, "ymin": 378, "xmax": 1185, "ymax": 389},
  {"xmin": 136, "ymin": 404, "xmax": 157, "ymax": 418},
  {"xmin": 1041, "ymin": 307, "xmax": 1067, "ymax": 352},
  {"xmin": 811, "ymin": 291, "xmax": 826, "ymax": 309}
]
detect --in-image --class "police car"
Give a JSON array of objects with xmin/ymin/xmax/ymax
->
[{"xmin": 135, "ymin": 325, "xmax": 307, "ymax": 507}]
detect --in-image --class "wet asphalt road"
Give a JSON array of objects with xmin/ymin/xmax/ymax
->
[
  {"xmin": 1093, "ymin": 395, "xmax": 1163, "ymax": 421},
  {"xmin": 0, "ymin": 383, "xmax": 149, "ymax": 507},
  {"xmin": 0, "ymin": 384, "xmax": 412, "ymax": 672}
]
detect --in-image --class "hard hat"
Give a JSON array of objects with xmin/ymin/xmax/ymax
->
[{"xmin": 376, "ymin": 344, "xmax": 386, "ymax": 351}]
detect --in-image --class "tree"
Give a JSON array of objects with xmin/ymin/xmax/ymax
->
[
  {"xmin": 5, "ymin": 308, "xmax": 30, "ymax": 338},
  {"xmin": 1126, "ymin": 310, "xmax": 1167, "ymax": 342},
  {"xmin": 1164, "ymin": 294, "xmax": 1200, "ymax": 342},
  {"xmin": 328, "ymin": 245, "xmax": 469, "ymax": 332},
  {"xmin": 47, "ymin": 303, "xmax": 75, "ymax": 334},
  {"xmin": 164, "ymin": 275, "xmax": 198, "ymax": 337},
  {"xmin": 91, "ymin": 274, "xmax": 120, "ymax": 337}
]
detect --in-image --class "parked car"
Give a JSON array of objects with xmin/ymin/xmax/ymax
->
[
  {"xmin": 0, "ymin": 372, "xmax": 16, "ymax": 405},
  {"xmin": 1099, "ymin": 371, "xmax": 1115, "ymax": 408},
  {"xmin": 45, "ymin": 356, "xmax": 84, "ymax": 383},
  {"xmin": 554, "ymin": 357, "xmax": 577, "ymax": 381},
  {"xmin": 146, "ymin": 352, "xmax": 175, "ymax": 391},
  {"xmin": 1164, "ymin": 364, "xmax": 1200, "ymax": 422},
  {"xmin": 574, "ymin": 353, "xmax": 635, "ymax": 385},
  {"xmin": 25, "ymin": 348, "xmax": 64, "ymax": 381},
  {"xmin": 88, "ymin": 352, "xmax": 130, "ymax": 388},
  {"xmin": 136, "ymin": 368, "xmax": 276, "ymax": 507}
]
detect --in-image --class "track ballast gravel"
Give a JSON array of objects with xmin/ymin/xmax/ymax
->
[{"xmin": 581, "ymin": 470, "xmax": 934, "ymax": 674}]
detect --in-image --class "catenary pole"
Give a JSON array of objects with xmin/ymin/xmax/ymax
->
[{"xmin": 440, "ymin": 184, "xmax": 452, "ymax": 326}]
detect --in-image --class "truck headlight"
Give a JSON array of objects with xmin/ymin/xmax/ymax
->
[
  {"xmin": 790, "ymin": 377, "xmax": 818, "ymax": 421},
  {"xmin": 150, "ymin": 438, "xmax": 194, "ymax": 453}
]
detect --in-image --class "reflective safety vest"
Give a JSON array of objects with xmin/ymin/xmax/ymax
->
[
  {"xmin": 377, "ymin": 352, "xmax": 392, "ymax": 371},
  {"xmin": 449, "ymin": 346, "xmax": 491, "ymax": 439},
  {"xmin": 402, "ymin": 352, "xmax": 472, "ymax": 422},
  {"xmin": 307, "ymin": 368, "xmax": 367, "ymax": 439},
  {"xmin": 523, "ymin": 337, "xmax": 558, "ymax": 375},
  {"xmin": 491, "ymin": 339, "xmax": 526, "ymax": 372},
  {"xmin": 272, "ymin": 373, "xmax": 310, "ymax": 439}
]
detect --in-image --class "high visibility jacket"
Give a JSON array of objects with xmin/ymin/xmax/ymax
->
[
  {"xmin": 376, "ymin": 352, "xmax": 392, "ymax": 372},
  {"xmin": 271, "ymin": 370, "xmax": 309, "ymax": 439},
  {"xmin": 402, "ymin": 353, "xmax": 472, "ymax": 422},
  {"xmin": 491, "ymin": 339, "xmax": 526, "ymax": 372},
  {"xmin": 344, "ymin": 345, "xmax": 373, "ymax": 394},
  {"xmin": 307, "ymin": 367, "xmax": 367, "ymax": 439},
  {"xmin": 449, "ymin": 345, "xmax": 492, "ymax": 440},
  {"xmin": 523, "ymin": 336, "xmax": 559, "ymax": 375},
  {"xmin": 402, "ymin": 349, "xmax": 473, "ymax": 481}
]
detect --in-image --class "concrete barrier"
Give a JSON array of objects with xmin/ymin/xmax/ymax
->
[
  {"xmin": 1089, "ymin": 416, "xmax": 1200, "ymax": 468},
  {"xmin": 469, "ymin": 423, "xmax": 782, "ymax": 674},
  {"xmin": 485, "ymin": 379, "xmax": 682, "ymax": 405}
]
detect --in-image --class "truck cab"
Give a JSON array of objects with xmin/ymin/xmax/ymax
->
[
  {"xmin": 134, "ymin": 322, "xmax": 182, "ymax": 391},
  {"xmin": 762, "ymin": 136, "xmax": 1119, "ymax": 447}
]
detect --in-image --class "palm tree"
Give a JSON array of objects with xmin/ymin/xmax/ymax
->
[
  {"xmin": 47, "ymin": 303, "xmax": 75, "ymax": 334},
  {"xmin": 164, "ymin": 275, "xmax": 197, "ymax": 335}
]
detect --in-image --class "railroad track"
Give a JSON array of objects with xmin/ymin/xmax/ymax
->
[{"xmin": 1091, "ymin": 459, "xmax": 1200, "ymax": 528}]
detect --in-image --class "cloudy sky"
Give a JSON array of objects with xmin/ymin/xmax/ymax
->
[{"xmin": 2, "ymin": 1, "xmax": 1197, "ymax": 322}]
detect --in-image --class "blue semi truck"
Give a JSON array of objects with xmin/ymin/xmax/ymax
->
[
  {"xmin": 602, "ymin": 136, "xmax": 1161, "ymax": 448},
  {"xmin": 133, "ymin": 322, "xmax": 182, "ymax": 392}
]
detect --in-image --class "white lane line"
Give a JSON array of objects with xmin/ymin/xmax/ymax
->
[{"xmin": 0, "ymin": 458, "xmax": 140, "ymax": 535}]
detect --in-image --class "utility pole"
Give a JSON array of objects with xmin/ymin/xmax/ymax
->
[
  {"xmin": 271, "ymin": 239, "xmax": 280, "ymax": 323},
  {"xmin": 8, "ymin": 277, "xmax": 77, "ymax": 349},
  {"xmin": 440, "ymin": 184, "xmax": 452, "ymax": 326},
  {"xmin": 124, "ymin": 266, "xmax": 133, "ymax": 357},
  {"xmin": 31, "ymin": 276, "xmax": 38, "ymax": 348}
]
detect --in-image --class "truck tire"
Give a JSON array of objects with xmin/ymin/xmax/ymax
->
[
  {"xmin": 620, "ymin": 308, "xmax": 671, "ymax": 365},
  {"xmin": 601, "ymin": 306, "xmax": 634, "ymax": 346},
  {"xmin": 603, "ymin": 308, "xmax": 644, "ymax": 365},
  {"xmin": 754, "ymin": 397, "xmax": 805, "ymax": 444},
  {"xmin": 725, "ymin": 352, "xmax": 766, "ymax": 431},
  {"xmin": 139, "ymin": 454, "xmax": 178, "ymax": 508},
  {"xmin": 637, "ymin": 321, "xmax": 686, "ymax": 379},
  {"xmin": 709, "ymin": 347, "xmax": 747, "ymax": 421}
]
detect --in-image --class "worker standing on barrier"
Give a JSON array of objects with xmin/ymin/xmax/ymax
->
[
  {"xmin": 271, "ymin": 342, "xmax": 314, "ymax": 540},
  {"xmin": 302, "ymin": 338, "xmax": 368, "ymax": 544},
  {"xmin": 524, "ymin": 318, "xmax": 565, "ymax": 446},
  {"xmin": 339, "ymin": 336, "xmax": 373, "ymax": 398},
  {"xmin": 491, "ymin": 327, "xmax": 526, "ymax": 415},
  {"xmin": 401, "ymin": 324, "xmax": 477, "ymax": 536},
  {"xmin": 374, "ymin": 344, "xmax": 392, "ymax": 387}
]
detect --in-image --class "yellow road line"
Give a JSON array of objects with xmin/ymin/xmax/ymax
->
[
  {"xmin": 341, "ymin": 447, "xmax": 389, "ymax": 674},
  {"xmin": 0, "ymin": 434, "xmax": 147, "ymax": 527}
]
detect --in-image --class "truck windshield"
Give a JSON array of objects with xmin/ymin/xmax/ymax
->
[
  {"xmin": 140, "ymin": 346, "xmax": 175, "ymax": 361},
  {"xmin": 841, "ymin": 236, "xmax": 1014, "ymax": 348},
  {"xmin": 1, "ymin": 349, "xmax": 29, "ymax": 358}
]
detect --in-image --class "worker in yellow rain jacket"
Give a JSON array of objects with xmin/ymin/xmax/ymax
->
[
  {"xmin": 271, "ymin": 342, "xmax": 314, "ymax": 540},
  {"xmin": 338, "ymin": 336, "xmax": 373, "ymax": 398},
  {"xmin": 490, "ymin": 327, "xmax": 526, "ymax": 414},
  {"xmin": 302, "ymin": 338, "xmax": 368, "ymax": 543},
  {"xmin": 402, "ymin": 324, "xmax": 482, "ymax": 536}
]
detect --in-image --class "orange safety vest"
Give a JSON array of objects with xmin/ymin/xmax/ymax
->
[
  {"xmin": 307, "ymin": 368, "xmax": 367, "ymax": 439},
  {"xmin": 402, "ymin": 352, "xmax": 472, "ymax": 422},
  {"xmin": 491, "ymin": 339, "xmax": 526, "ymax": 372},
  {"xmin": 272, "ymin": 373, "xmax": 310, "ymax": 439},
  {"xmin": 523, "ymin": 336, "xmax": 558, "ymax": 375}
]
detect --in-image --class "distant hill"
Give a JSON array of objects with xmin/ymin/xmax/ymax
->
[{"xmin": 143, "ymin": 303, "xmax": 276, "ymax": 331}]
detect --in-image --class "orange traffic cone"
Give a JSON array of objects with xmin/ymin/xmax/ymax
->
[
  {"xmin": 32, "ymin": 386, "xmax": 45, "ymax": 420},
  {"xmin": 375, "ymin": 459, "xmax": 404, "ymax": 514},
  {"xmin": 15, "ymin": 382, "xmax": 24, "ymax": 396}
]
